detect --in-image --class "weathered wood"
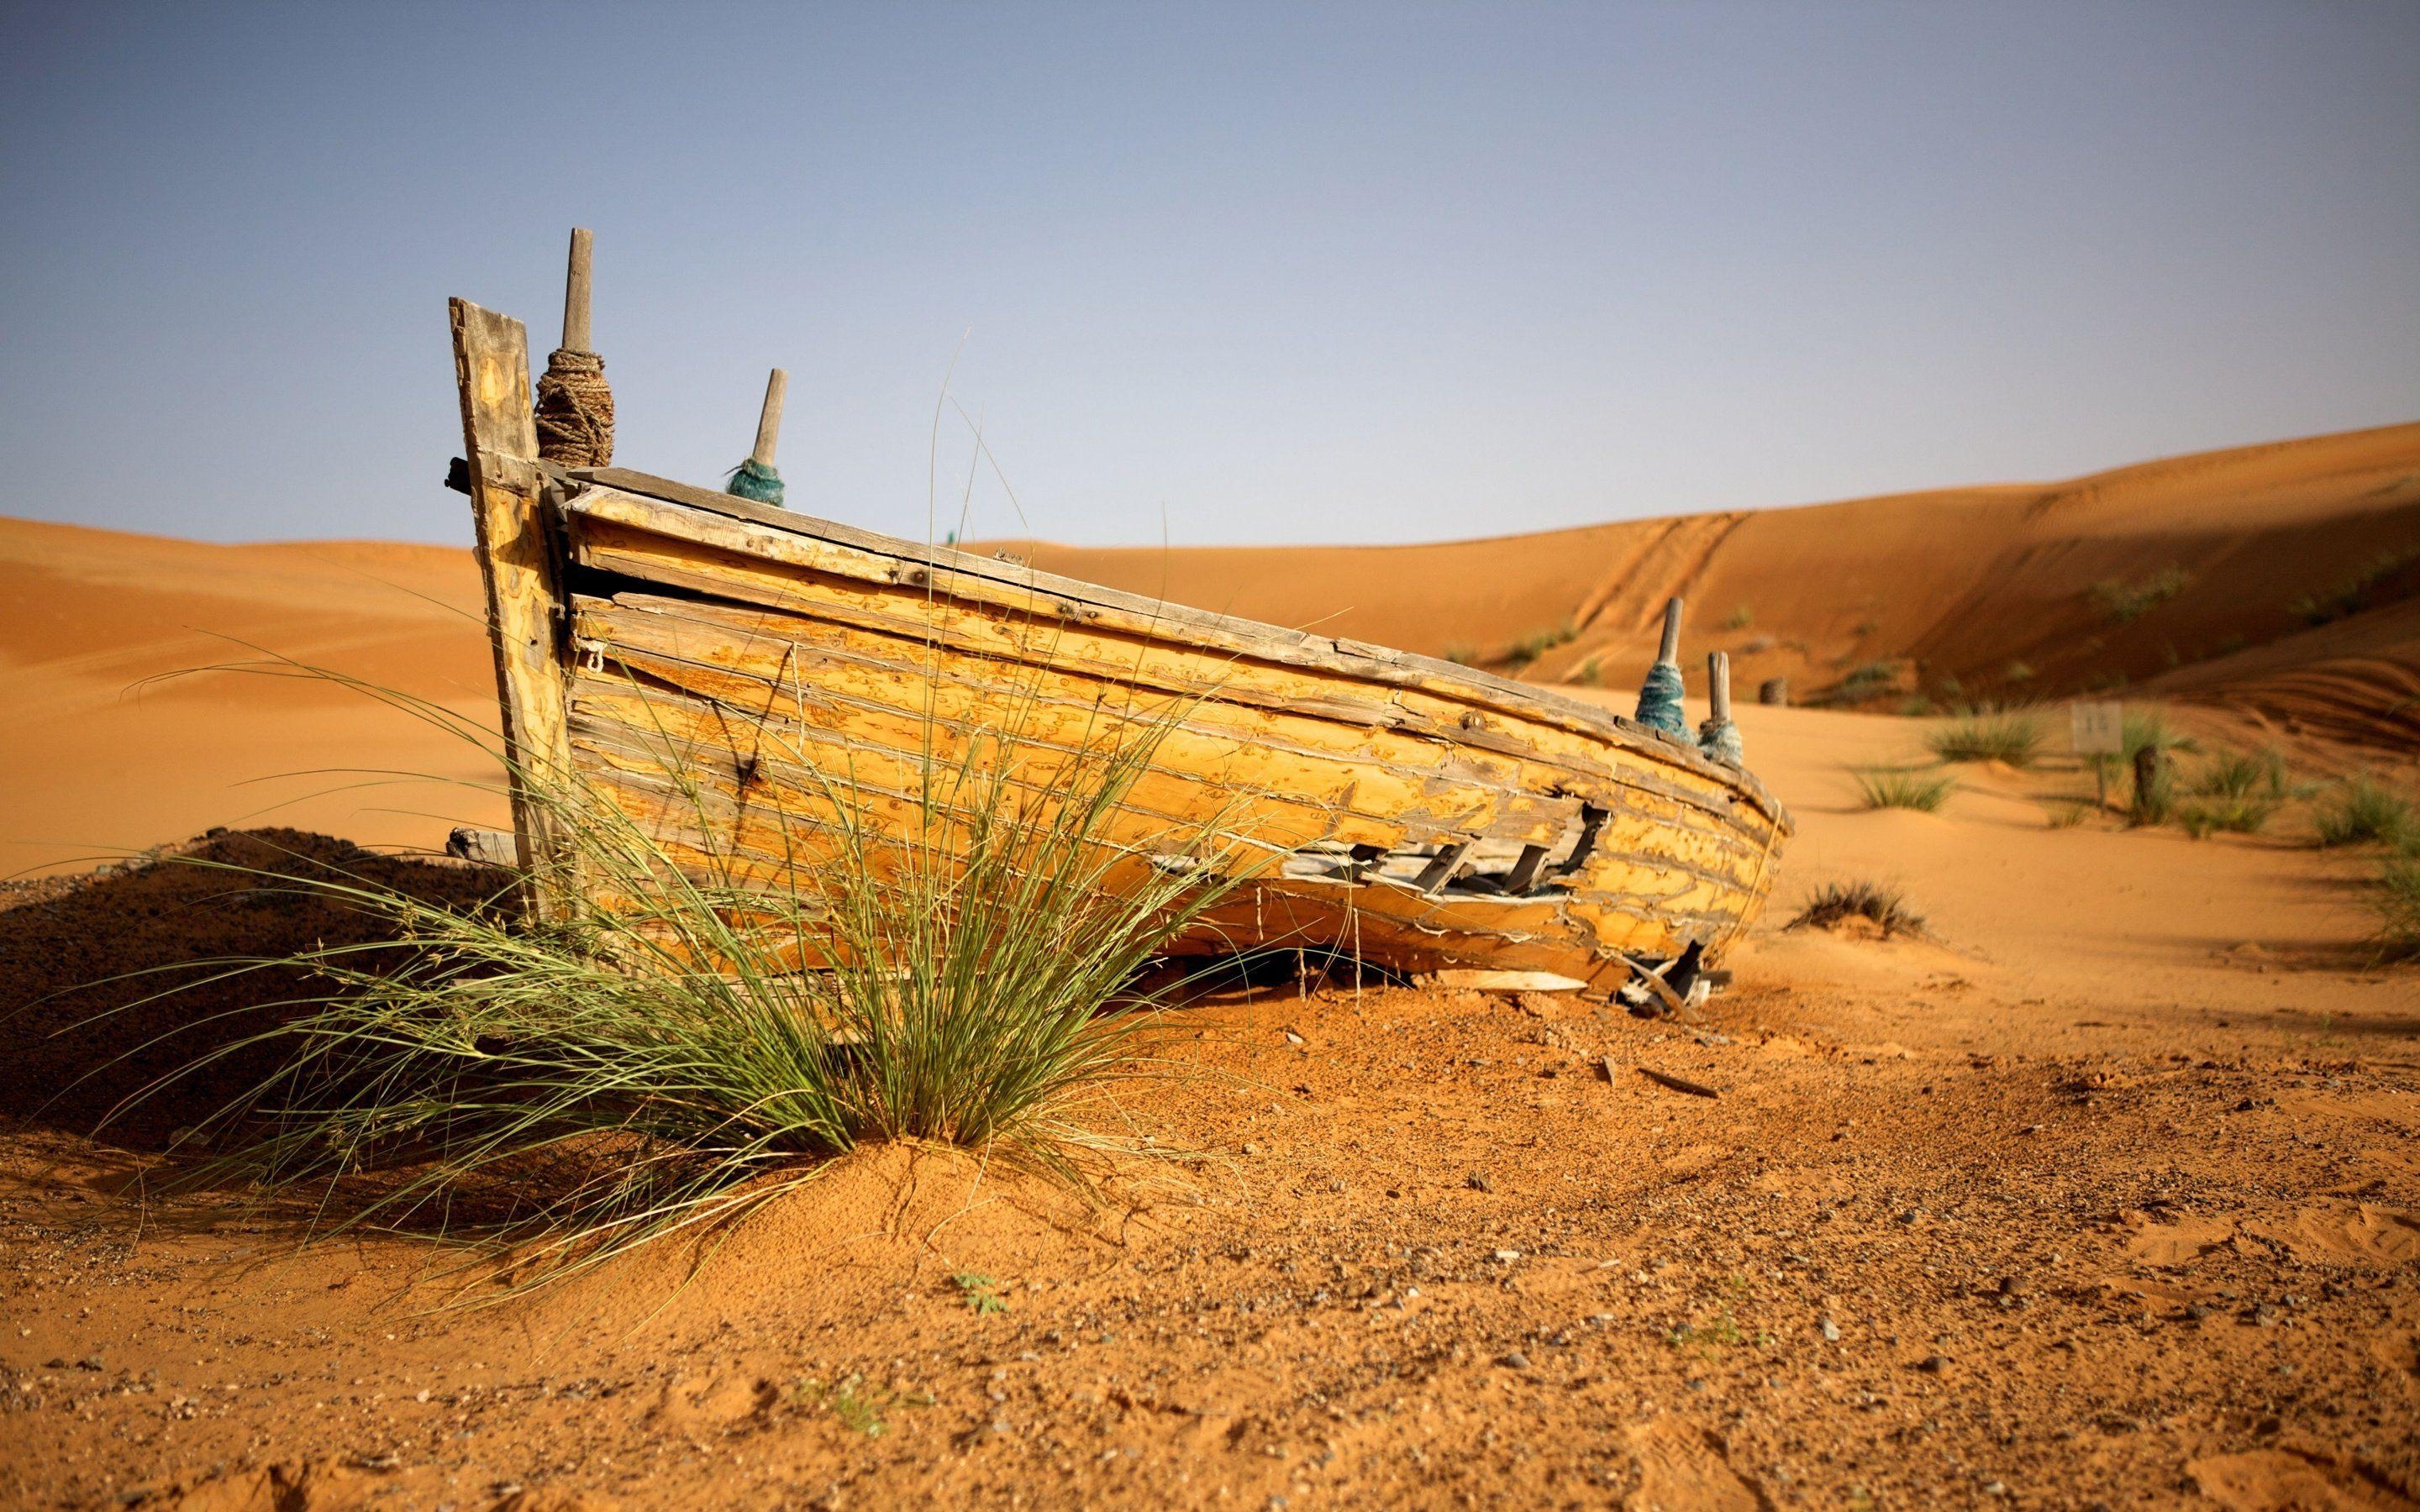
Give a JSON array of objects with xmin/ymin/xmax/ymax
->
[
  {"xmin": 752, "ymin": 369, "xmax": 787, "ymax": 466},
  {"xmin": 450, "ymin": 297, "xmax": 575, "ymax": 916},
  {"xmin": 1658, "ymin": 597, "xmax": 1685, "ymax": 664},
  {"xmin": 562, "ymin": 228, "xmax": 594, "ymax": 352},
  {"xmin": 1708, "ymin": 651, "xmax": 1733, "ymax": 723},
  {"xmin": 561, "ymin": 500, "xmax": 1779, "ymax": 829},
  {"xmin": 564, "ymin": 470, "xmax": 1791, "ymax": 827},
  {"xmin": 1422, "ymin": 969, "xmax": 1588, "ymax": 993}
]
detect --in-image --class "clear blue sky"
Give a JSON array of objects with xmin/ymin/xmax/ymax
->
[{"xmin": 3, "ymin": 3, "xmax": 2415, "ymax": 548}]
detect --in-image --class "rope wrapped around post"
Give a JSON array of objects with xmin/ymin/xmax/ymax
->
[
  {"xmin": 726, "ymin": 368, "xmax": 789, "ymax": 507},
  {"xmin": 534, "ymin": 348, "xmax": 614, "ymax": 467},
  {"xmin": 1699, "ymin": 650, "xmax": 1744, "ymax": 764},
  {"xmin": 1634, "ymin": 596, "xmax": 1689, "ymax": 737},
  {"xmin": 534, "ymin": 228, "xmax": 614, "ymax": 468}
]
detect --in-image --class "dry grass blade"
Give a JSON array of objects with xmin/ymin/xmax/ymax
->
[
  {"xmin": 87, "ymin": 648, "xmax": 1265, "ymax": 1300},
  {"xmin": 1788, "ymin": 879, "xmax": 1924, "ymax": 937}
]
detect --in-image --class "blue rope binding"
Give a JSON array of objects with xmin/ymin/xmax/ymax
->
[
  {"xmin": 726, "ymin": 456, "xmax": 786, "ymax": 507},
  {"xmin": 1698, "ymin": 715, "xmax": 1744, "ymax": 764},
  {"xmin": 1634, "ymin": 659, "xmax": 1688, "ymax": 737}
]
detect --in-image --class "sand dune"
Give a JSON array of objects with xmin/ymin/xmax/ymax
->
[
  {"xmin": 1013, "ymin": 420, "xmax": 2420, "ymax": 748},
  {"xmin": 3, "ymin": 419, "xmax": 2414, "ymax": 874}
]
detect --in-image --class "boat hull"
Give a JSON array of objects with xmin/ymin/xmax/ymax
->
[{"xmin": 521, "ymin": 466, "xmax": 1792, "ymax": 995}]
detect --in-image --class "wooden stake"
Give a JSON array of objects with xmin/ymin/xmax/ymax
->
[
  {"xmin": 561, "ymin": 228, "xmax": 594, "ymax": 352},
  {"xmin": 1708, "ymin": 651, "xmax": 1733, "ymax": 723},
  {"xmin": 450, "ymin": 297, "xmax": 575, "ymax": 921},
  {"xmin": 1657, "ymin": 597, "xmax": 1684, "ymax": 664},
  {"xmin": 751, "ymin": 368, "xmax": 788, "ymax": 466}
]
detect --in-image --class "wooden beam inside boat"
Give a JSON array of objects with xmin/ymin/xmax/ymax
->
[{"xmin": 450, "ymin": 297, "xmax": 576, "ymax": 915}]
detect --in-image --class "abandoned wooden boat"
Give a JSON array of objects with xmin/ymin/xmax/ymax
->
[{"xmin": 450, "ymin": 272, "xmax": 1791, "ymax": 1000}]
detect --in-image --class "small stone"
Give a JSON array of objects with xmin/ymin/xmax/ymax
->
[
  {"xmin": 44, "ymin": 1357, "xmax": 66, "ymax": 1370},
  {"xmin": 1493, "ymin": 1249, "xmax": 1521, "ymax": 1263},
  {"xmin": 1918, "ymin": 1355, "xmax": 1948, "ymax": 1373},
  {"xmin": 1996, "ymin": 1275, "xmax": 2029, "ymax": 1298},
  {"xmin": 76, "ymin": 1356, "xmax": 103, "ymax": 1372},
  {"xmin": 1466, "ymin": 1173, "xmax": 1493, "ymax": 1193},
  {"xmin": 1499, "ymin": 1351, "xmax": 1530, "ymax": 1370},
  {"xmin": 1983, "ymin": 1481, "xmax": 2009, "ymax": 1497},
  {"xmin": 2185, "ymin": 1304, "xmax": 2212, "ymax": 1321},
  {"xmin": 1819, "ymin": 1317, "xmax": 1840, "ymax": 1343},
  {"xmin": 1241, "ymin": 1143, "xmax": 1260, "ymax": 1157}
]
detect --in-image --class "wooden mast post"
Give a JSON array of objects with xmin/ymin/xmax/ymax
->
[
  {"xmin": 1707, "ymin": 651, "xmax": 1733, "ymax": 725},
  {"xmin": 752, "ymin": 368, "xmax": 787, "ymax": 469},
  {"xmin": 450, "ymin": 297, "xmax": 576, "ymax": 918},
  {"xmin": 561, "ymin": 227, "xmax": 593, "ymax": 352},
  {"xmin": 1658, "ymin": 597, "xmax": 1685, "ymax": 664}
]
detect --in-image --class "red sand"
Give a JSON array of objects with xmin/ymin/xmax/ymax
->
[{"xmin": 1, "ymin": 423, "xmax": 2416, "ymax": 1509}]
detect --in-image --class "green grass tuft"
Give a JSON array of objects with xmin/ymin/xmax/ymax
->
[
  {"xmin": 1851, "ymin": 767, "xmax": 1954, "ymax": 812},
  {"xmin": 2291, "ymin": 547, "xmax": 2420, "ymax": 627},
  {"xmin": 2191, "ymin": 746, "xmax": 2291, "ymax": 803},
  {"xmin": 2315, "ymin": 776, "xmax": 2415, "ymax": 849},
  {"xmin": 1721, "ymin": 606, "xmax": 1753, "ymax": 631},
  {"xmin": 1926, "ymin": 710, "xmax": 2045, "ymax": 768},
  {"xmin": 1503, "ymin": 618, "xmax": 1579, "ymax": 669},
  {"xmin": 2087, "ymin": 565, "xmax": 2192, "ymax": 624},
  {"xmin": 2177, "ymin": 796, "xmax": 2277, "ymax": 839},
  {"xmin": 1442, "ymin": 642, "xmax": 1479, "ymax": 667},
  {"xmin": 104, "ymin": 659, "xmax": 1259, "ymax": 1296},
  {"xmin": 2375, "ymin": 854, "xmax": 2420, "ymax": 961}
]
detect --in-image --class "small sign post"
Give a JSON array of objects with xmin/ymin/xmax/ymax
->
[{"xmin": 2070, "ymin": 701, "xmax": 2123, "ymax": 809}]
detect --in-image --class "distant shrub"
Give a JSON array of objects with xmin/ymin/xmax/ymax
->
[
  {"xmin": 1722, "ymin": 606, "xmax": 1753, "ymax": 631},
  {"xmin": 2191, "ymin": 747, "xmax": 2290, "ymax": 803},
  {"xmin": 1443, "ymin": 643, "xmax": 1479, "ymax": 667},
  {"xmin": 2291, "ymin": 547, "xmax": 2420, "ymax": 627},
  {"xmin": 2315, "ymin": 777, "xmax": 2415, "ymax": 849},
  {"xmin": 2088, "ymin": 566, "xmax": 2193, "ymax": 625},
  {"xmin": 1928, "ymin": 710, "xmax": 2045, "ymax": 768},
  {"xmin": 1835, "ymin": 662, "xmax": 1897, "ymax": 699},
  {"xmin": 1571, "ymin": 659, "xmax": 1603, "ymax": 688},
  {"xmin": 2178, "ymin": 796, "xmax": 2278, "ymax": 839},
  {"xmin": 2375, "ymin": 855, "xmax": 2420, "ymax": 961},
  {"xmin": 1853, "ymin": 767, "xmax": 1954, "ymax": 812},
  {"xmin": 1789, "ymin": 879, "xmax": 1924, "ymax": 937},
  {"xmin": 2002, "ymin": 660, "xmax": 2034, "ymax": 684},
  {"xmin": 1503, "ymin": 618, "xmax": 1578, "ymax": 669},
  {"xmin": 1853, "ymin": 618, "xmax": 1880, "ymax": 638}
]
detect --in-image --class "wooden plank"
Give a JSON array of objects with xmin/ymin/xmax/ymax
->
[
  {"xmin": 564, "ymin": 517, "xmax": 1766, "ymax": 828},
  {"xmin": 561, "ymin": 473, "xmax": 1795, "ymax": 832},
  {"xmin": 450, "ymin": 297, "xmax": 576, "ymax": 916}
]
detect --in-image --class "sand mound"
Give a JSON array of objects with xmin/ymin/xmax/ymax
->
[
  {"xmin": 0, "ymin": 827, "xmax": 500, "ymax": 1146},
  {"xmin": 519, "ymin": 1141, "xmax": 1123, "ymax": 1340}
]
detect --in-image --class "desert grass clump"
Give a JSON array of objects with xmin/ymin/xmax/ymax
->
[
  {"xmin": 1926, "ymin": 709, "xmax": 2045, "ymax": 768},
  {"xmin": 2291, "ymin": 546, "xmax": 2419, "ymax": 627},
  {"xmin": 1721, "ymin": 605, "xmax": 1753, "ymax": 631},
  {"xmin": 105, "ymin": 671, "xmax": 1257, "ymax": 1292},
  {"xmin": 2314, "ymin": 776, "xmax": 2415, "ymax": 849},
  {"xmin": 1852, "ymin": 766, "xmax": 1954, "ymax": 813},
  {"xmin": 2087, "ymin": 565, "xmax": 2192, "ymax": 624},
  {"xmin": 1442, "ymin": 642, "xmax": 1480, "ymax": 667},
  {"xmin": 2177, "ymin": 796, "xmax": 2276, "ymax": 840},
  {"xmin": 2373, "ymin": 855, "xmax": 2420, "ymax": 961},
  {"xmin": 1504, "ymin": 618, "xmax": 1578, "ymax": 669},
  {"xmin": 1789, "ymin": 879, "xmax": 1924, "ymax": 937},
  {"xmin": 2191, "ymin": 746, "xmax": 2291, "ymax": 803}
]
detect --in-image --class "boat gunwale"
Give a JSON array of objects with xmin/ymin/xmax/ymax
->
[{"xmin": 554, "ymin": 464, "xmax": 1794, "ymax": 835}]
